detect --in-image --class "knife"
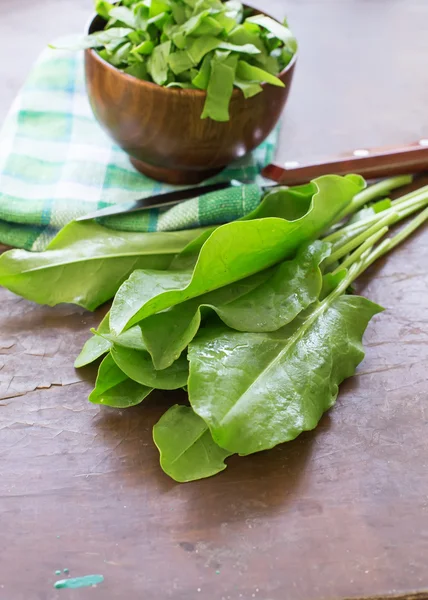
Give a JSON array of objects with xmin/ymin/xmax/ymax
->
[
  {"xmin": 77, "ymin": 181, "xmax": 234, "ymax": 221},
  {"xmin": 262, "ymin": 139, "xmax": 428, "ymax": 184},
  {"xmin": 77, "ymin": 139, "xmax": 428, "ymax": 221}
]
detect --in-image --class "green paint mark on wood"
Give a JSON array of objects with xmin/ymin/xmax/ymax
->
[{"xmin": 54, "ymin": 574, "xmax": 104, "ymax": 589}]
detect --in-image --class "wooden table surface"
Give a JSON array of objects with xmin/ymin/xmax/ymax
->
[{"xmin": 1, "ymin": 1, "xmax": 428, "ymax": 600}]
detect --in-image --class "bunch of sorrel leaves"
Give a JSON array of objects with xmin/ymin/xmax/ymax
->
[
  {"xmin": 0, "ymin": 174, "xmax": 427, "ymax": 482},
  {"xmin": 53, "ymin": 0, "xmax": 297, "ymax": 121}
]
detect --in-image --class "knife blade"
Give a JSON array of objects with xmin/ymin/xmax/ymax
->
[
  {"xmin": 76, "ymin": 181, "xmax": 234, "ymax": 221},
  {"xmin": 77, "ymin": 139, "xmax": 428, "ymax": 222}
]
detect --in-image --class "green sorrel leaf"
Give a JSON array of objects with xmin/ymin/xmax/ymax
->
[
  {"xmin": 110, "ymin": 175, "xmax": 363, "ymax": 335},
  {"xmin": 153, "ymin": 405, "xmax": 232, "ymax": 482},
  {"xmin": 188, "ymin": 295, "xmax": 383, "ymax": 455},
  {"xmin": 89, "ymin": 353, "xmax": 153, "ymax": 408}
]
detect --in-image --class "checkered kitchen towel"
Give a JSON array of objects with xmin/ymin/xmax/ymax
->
[{"xmin": 0, "ymin": 48, "xmax": 278, "ymax": 251}]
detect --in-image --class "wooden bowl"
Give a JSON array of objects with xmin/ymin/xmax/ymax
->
[{"xmin": 85, "ymin": 11, "xmax": 297, "ymax": 185}]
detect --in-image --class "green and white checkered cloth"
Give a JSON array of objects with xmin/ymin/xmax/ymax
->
[{"xmin": 0, "ymin": 48, "xmax": 278, "ymax": 251}]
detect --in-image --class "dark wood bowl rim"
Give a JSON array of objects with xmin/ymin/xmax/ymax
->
[{"xmin": 85, "ymin": 6, "xmax": 298, "ymax": 98}]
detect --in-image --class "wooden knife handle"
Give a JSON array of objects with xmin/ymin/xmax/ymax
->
[{"xmin": 262, "ymin": 139, "xmax": 428, "ymax": 184}]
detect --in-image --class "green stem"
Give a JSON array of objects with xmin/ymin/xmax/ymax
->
[
  {"xmin": 307, "ymin": 206, "xmax": 425, "ymax": 340},
  {"xmin": 395, "ymin": 195, "xmax": 428, "ymax": 218},
  {"xmin": 358, "ymin": 206, "xmax": 428, "ymax": 276},
  {"xmin": 333, "ymin": 226, "xmax": 389, "ymax": 274},
  {"xmin": 390, "ymin": 184, "xmax": 428, "ymax": 209},
  {"xmin": 327, "ymin": 260, "xmax": 363, "ymax": 302},
  {"xmin": 324, "ymin": 187, "xmax": 428, "ymax": 245},
  {"xmin": 324, "ymin": 207, "xmax": 427, "ymax": 300},
  {"xmin": 332, "ymin": 174, "xmax": 412, "ymax": 224},
  {"xmin": 325, "ymin": 211, "xmax": 397, "ymax": 267}
]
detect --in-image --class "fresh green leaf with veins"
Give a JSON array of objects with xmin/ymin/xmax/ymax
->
[
  {"xmin": 147, "ymin": 41, "xmax": 171, "ymax": 85},
  {"xmin": 74, "ymin": 312, "xmax": 112, "ymax": 368},
  {"xmin": 109, "ymin": 240, "xmax": 331, "ymax": 370},
  {"xmin": 246, "ymin": 14, "xmax": 298, "ymax": 53},
  {"xmin": 0, "ymin": 221, "xmax": 206, "ymax": 310},
  {"xmin": 187, "ymin": 295, "xmax": 383, "ymax": 456},
  {"xmin": 153, "ymin": 293, "xmax": 382, "ymax": 482},
  {"xmin": 109, "ymin": 6, "xmax": 137, "ymax": 28},
  {"xmin": 153, "ymin": 405, "xmax": 233, "ymax": 482},
  {"xmin": 213, "ymin": 240, "xmax": 331, "ymax": 332},
  {"xmin": 201, "ymin": 52, "xmax": 238, "ymax": 121},
  {"xmin": 110, "ymin": 268, "xmax": 270, "ymax": 370},
  {"xmin": 89, "ymin": 353, "xmax": 153, "ymax": 408},
  {"xmin": 52, "ymin": 0, "xmax": 297, "ymax": 121},
  {"xmin": 110, "ymin": 175, "xmax": 363, "ymax": 335},
  {"xmin": 111, "ymin": 345, "xmax": 189, "ymax": 390},
  {"xmin": 152, "ymin": 191, "xmax": 428, "ymax": 481},
  {"xmin": 1, "ymin": 165, "xmax": 424, "ymax": 484},
  {"xmin": 95, "ymin": 0, "xmax": 114, "ymax": 20},
  {"xmin": 236, "ymin": 61, "xmax": 284, "ymax": 88},
  {"xmin": 234, "ymin": 78, "xmax": 262, "ymax": 99}
]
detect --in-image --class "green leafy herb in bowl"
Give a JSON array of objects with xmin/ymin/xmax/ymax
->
[{"xmin": 56, "ymin": 0, "xmax": 297, "ymax": 122}]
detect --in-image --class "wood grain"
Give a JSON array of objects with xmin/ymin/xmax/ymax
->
[
  {"xmin": 1, "ymin": 1, "xmax": 428, "ymax": 600},
  {"xmin": 263, "ymin": 141, "xmax": 428, "ymax": 185}
]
